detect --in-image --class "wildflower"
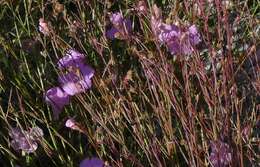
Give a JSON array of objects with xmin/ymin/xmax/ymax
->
[
  {"xmin": 106, "ymin": 12, "xmax": 132, "ymax": 40},
  {"xmin": 39, "ymin": 18, "xmax": 50, "ymax": 36},
  {"xmin": 209, "ymin": 140, "xmax": 232, "ymax": 167},
  {"xmin": 151, "ymin": 5, "xmax": 201, "ymax": 55},
  {"xmin": 62, "ymin": 77, "xmax": 92, "ymax": 96},
  {"xmin": 168, "ymin": 25, "xmax": 201, "ymax": 55},
  {"xmin": 110, "ymin": 12, "xmax": 124, "ymax": 26},
  {"xmin": 65, "ymin": 118, "xmax": 77, "ymax": 129},
  {"xmin": 156, "ymin": 24, "xmax": 200, "ymax": 55},
  {"xmin": 80, "ymin": 157, "xmax": 107, "ymax": 167},
  {"xmin": 58, "ymin": 49, "xmax": 85, "ymax": 69},
  {"xmin": 9, "ymin": 126, "xmax": 43, "ymax": 154},
  {"xmin": 65, "ymin": 118, "xmax": 86, "ymax": 134},
  {"xmin": 44, "ymin": 49, "xmax": 94, "ymax": 118},
  {"xmin": 29, "ymin": 126, "xmax": 44, "ymax": 140},
  {"xmin": 58, "ymin": 49, "xmax": 94, "ymax": 96},
  {"xmin": 188, "ymin": 25, "xmax": 201, "ymax": 46},
  {"xmin": 44, "ymin": 87, "xmax": 70, "ymax": 119}
]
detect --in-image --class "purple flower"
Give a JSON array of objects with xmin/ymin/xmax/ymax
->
[
  {"xmin": 110, "ymin": 12, "xmax": 124, "ymax": 26},
  {"xmin": 58, "ymin": 71, "xmax": 79, "ymax": 84},
  {"xmin": 106, "ymin": 27, "xmax": 119, "ymax": 40},
  {"xmin": 106, "ymin": 12, "xmax": 132, "ymax": 40},
  {"xmin": 188, "ymin": 25, "xmax": 201, "ymax": 45},
  {"xmin": 29, "ymin": 126, "xmax": 44, "ymax": 139},
  {"xmin": 58, "ymin": 49, "xmax": 94, "ymax": 82},
  {"xmin": 158, "ymin": 24, "xmax": 201, "ymax": 55},
  {"xmin": 44, "ymin": 87, "xmax": 70, "ymax": 119},
  {"xmin": 58, "ymin": 63, "xmax": 94, "ymax": 96},
  {"xmin": 65, "ymin": 118, "xmax": 86, "ymax": 133},
  {"xmin": 151, "ymin": 6, "xmax": 201, "ymax": 55},
  {"xmin": 9, "ymin": 127, "xmax": 43, "ymax": 153},
  {"xmin": 209, "ymin": 140, "xmax": 232, "ymax": 167},
  {"xmin": 58, "ymin": 49, "xmax": 85, "ymax": 69},
  {"xmin": 78, "ymin": 63, "xmax": 95, "ymax": 80},
  {"xmin": 61, "ymin": 78, "xmax": 92, "ymax": 96},
  {"xmin": 11, "ymin": 137, "xmax": 38, "ymax": 153},
  {"xmin": 80, "ymin": 157, "xmax": 105, "ymax": 167},
  {"xmin": 44, "ymin": 49, "xmax": 94, "ymax": 119},
  {"xmin": 158, "ymin": 24, "xmax": 181, "ymax": 44}
]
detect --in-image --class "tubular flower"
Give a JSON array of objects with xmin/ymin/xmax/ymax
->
[
  {"xmin": 58, "ymin": 50, "xmax": 94, "ymax": 96},
  {"xmin": 58, "ymin": 49, "xmax": 85, "ymax": 69},
  {"xmin": 106, "ymin": 12, "xmax": 132, "ymax": 40},
  {"xmin": 44, "ymin": 49, "xmax": 94, "ymax": 118},
  {"xmin": 44, "ymin": 87, "xmax": 70, "ymax": 119}
]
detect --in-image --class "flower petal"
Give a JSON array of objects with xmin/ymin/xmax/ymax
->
[
  {"xmin": 110, "ymin": 12, "xmax": 124, "ymax": 26},
  {"xmin": 124, "ymin": 19, "xmax": 132, "ymax": 33},
  {"xmin": 106, "ymin": 27, "xmax": 119, "ymax": 39},
  {"xmin": 62, "ymin": 78, "xmax": 92, "ymax": 96},
  {"xmin": 44, "ymin": 87, "xmax": 70, "ymax": 118},
  {"xmin": 80, "ymin": 157, "xmax": 104, "ymax": 167},
  {"xmin": 188, "ymin": 25, "xmax": 201, "ymax": 45},
  {"xmin": 79, "ymin": 78, "xmax": 92, "ymax": 90},
  {"xmin": 58, "ymin": 71, "xmax": 80, "ymax": 85},
  {"xmin": 58, "ymin": 49, "xmax": 85, "ymax": 69},
  {"xmin": 62, "ymin": 82, "xmax": 81, "ymax": 96},
  {"xmin": 166, "ymin": 39, "xmax": 181, "ymax": 55},
  {"xmin": 79, "ymin": 63, "xmax": 95, "ymax": 80}
]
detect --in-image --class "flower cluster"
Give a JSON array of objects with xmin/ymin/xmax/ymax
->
[
  {"xmin": 106, "ymin": 12, "xmax": 132, "ymax": 40},
  {"xmin": 209, "ymin": 140, "xmax": 232, "ymax": 167},
  {"xmin": 45, "ymin": 49, "xmax": 94, "ymax": 119},
  {"xmin": 151, "ymin": 5, "xmax": 201, "ymax": 55},
  {"xmin": 9, "ymin": 126, "xmax": 43, "ymax": 153}
]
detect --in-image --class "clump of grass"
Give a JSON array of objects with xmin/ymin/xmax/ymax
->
[{"xmin": 0, "ymin": 0, "xmax": 259, "ymax": 166}]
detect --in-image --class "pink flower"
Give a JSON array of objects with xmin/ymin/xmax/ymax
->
[
  {"xmin": 65, "ymin": 118, "xmax": 76, "ymax": 129},
  {"xmin": 65, "ymin": 118, "xmax": 86, "ymax": 134},
  {"xmin": 39, "ymin": 18, "xmax": 50, "ymax": 35}
]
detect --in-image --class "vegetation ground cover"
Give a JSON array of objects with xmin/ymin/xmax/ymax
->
[{"xmin": 0, "ymin": 0, "xmax": 259, "ymax": 166}]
